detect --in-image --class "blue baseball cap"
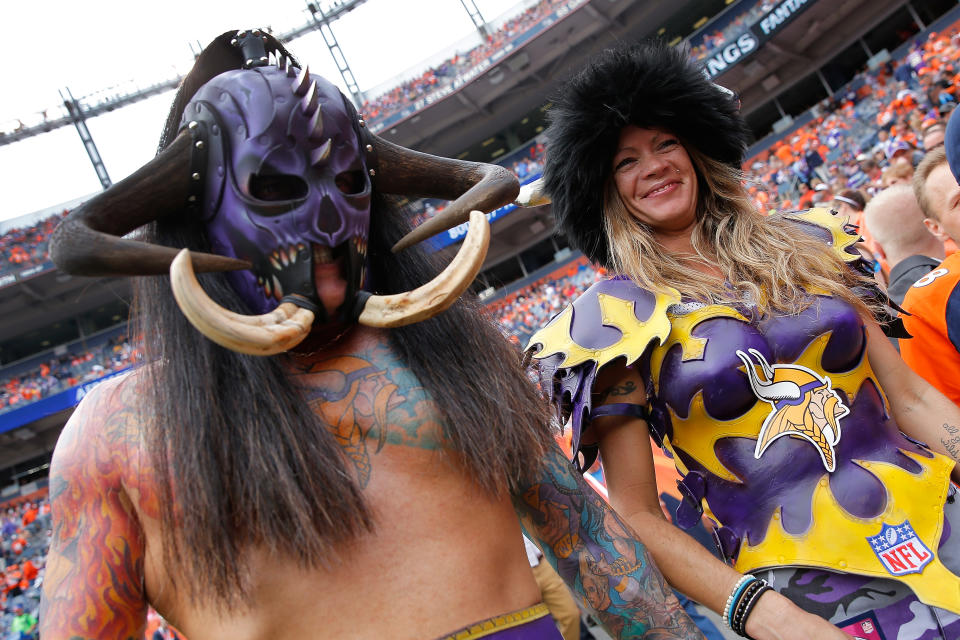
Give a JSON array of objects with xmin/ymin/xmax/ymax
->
[{"xmin": 945, "ymin": 105, "xmax": 960, "ymax": 183}]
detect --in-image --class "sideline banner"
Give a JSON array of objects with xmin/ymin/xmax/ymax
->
[
  {"xmin": 0, "ymin": 260, "xmax": 54, "ymax": 291},
  {"xmin": 751, "ymin": 0, "xmax": 814, "ymax": 43},
  {"xmin": 429, "ymin": 173, "xmax": 542, "ymax": 251},
  {"xmin": 701, "ymin": 0, "xmax": 816, "ymax": 79}
]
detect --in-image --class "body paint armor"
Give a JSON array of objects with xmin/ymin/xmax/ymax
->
[
  {"xmin": 182, "ymin": 62, "xmax": 372, "ymax": 320},
  {"xmin": 528, "ymin": 209, "xmax": 960, "ymax": 611}
]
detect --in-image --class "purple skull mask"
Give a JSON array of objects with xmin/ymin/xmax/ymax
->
[{"xmin": 181, "ymin": 65, "xmax": 372, "ymax": 321}]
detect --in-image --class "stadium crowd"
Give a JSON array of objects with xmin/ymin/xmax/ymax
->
[
  {"xmin": 487, "ymin": 258, "xmax": 604, "ymax": 341},
  {"xmin": 361, "ymin": 0, "xmax": 568, "ymax": 124},
  {"xmin": 745, "ymin": 31, "xmax": 960, "ymax": 213},
  {"xmin": 0, "ymin": 336, "xmax": 139, "ymax": 414},
  {"xmin": 0, "ymin": 497, "xmax": 48, "ymax": 639},
  {"xmin": 0, "ymin": 212, "xmax": 65, "ymax": 280},
  {"xmin": 3, "ymin": 15, "xmax": 960, "ymax": 638}
]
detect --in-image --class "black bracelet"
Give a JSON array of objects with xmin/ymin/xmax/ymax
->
[
  {"xmin": 731, "ymin": 579, "xmax": 764, "ymax": 635},
  {"xmin": 733, "ymin": 583, "xmax": 772, "ymax": 638}
]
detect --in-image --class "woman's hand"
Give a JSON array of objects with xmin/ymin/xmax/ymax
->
[{"xmin": 745, "ymin": 590, "xmax": 848, "ymax": 640}]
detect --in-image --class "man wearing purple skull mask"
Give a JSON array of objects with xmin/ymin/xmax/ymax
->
[{"xmin": 38, "ymin": 31, "xmax": 700, "ymax": 640}]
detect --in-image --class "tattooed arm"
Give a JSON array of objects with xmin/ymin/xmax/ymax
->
[
  {"xmin": 513, "ymin": 443, "xmax": 702, "ymax": 639},
  {"xmin": 866, "ymin": 319, "xmax": 960, "ymax": 482},
  {"xmin": 40, "ymin": 376, "xmax": 148, "ymax": 640}
]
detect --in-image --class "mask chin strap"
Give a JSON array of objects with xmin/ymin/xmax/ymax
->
[{"xmin": 350, "ymin": 291, "xmax": 372, "ymax": 324}]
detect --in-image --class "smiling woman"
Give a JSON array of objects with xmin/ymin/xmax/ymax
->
[
  {"xmin": 609, "ymin": 126, "xmax": 699, "ymax": 240},
  {"xmin": 519, "ymin": 39, "xmax": 960, "ymax": 640}
]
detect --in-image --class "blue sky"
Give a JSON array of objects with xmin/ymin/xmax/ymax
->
[{"xmin": 1, "ymin": 0, "xmax": 525, "ymax": 225}]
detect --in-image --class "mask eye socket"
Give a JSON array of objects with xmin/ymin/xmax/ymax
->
[
  {"xmin": 249, "ymin": 174, "xmax": 308, "ymax": 201},
  {"xmin": 335, "ymin": 170, "xmax": 366, "ymax": 195}
]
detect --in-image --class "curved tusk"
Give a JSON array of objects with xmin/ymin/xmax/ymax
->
[
  {"xmin": 359, "ymin": 210, "xmax": 490, "ymax": 328},
  {"xmin": 514, "ymin": 177, "xmax": 551, "ymax": 207},
  {"xmin": 170, "ymin": 249, "xmax": 314, "ymax": 355}
]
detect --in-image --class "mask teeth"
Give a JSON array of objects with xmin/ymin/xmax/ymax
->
[
  {"xmin": 308, "ymin": 106, "xmax": 324, "ymax": 142},
  {"xmin": 263, "ymin": 277, "xmax": 272, "ymax": 298},
  {"xmin": 267, "ymin": 51, "xmax": 276, "ymax": 66},
  {"xmin": 301, "ymin": 81, "xmax": 320, "ymax": 116},
  {"xmin": 276, "ymin": 54, "xmax": 286, "ymax": 71},
  {"xmin": 272, "ymin": 275, "xmax": 284, "ymax": 301},
  {"xmin": 352, "ymin": 236, "xmax": 366, "ymax": 289},
  {"xmin": 311, "ymin": 139, "xmax": 332, "ymax": 167},
  {"xmin": 292, "ymin": 65, "xmax": 310, "ymax": 96},
  {"xmin": 269, "ymin": 251, "xmax": 282, "ymax": 271},
  {"xmin": 286, "ymin": 63, "xmax": 298, "ymax": 79},
  {"xmin": 354, "ymin": 235, "xmax": 367, "ymax": 258},
  {"xmin": 288, "ymin": 246, "xmax": 298, "ymax": 264}
]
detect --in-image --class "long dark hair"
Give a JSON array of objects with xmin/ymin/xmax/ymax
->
[
  {"xmin": 133, "ymin": 31, "xmax": 553, "ymax": 605},
  {"xmin": 134, "ymin": 194, "xmax": 554, "ymax": 606}
]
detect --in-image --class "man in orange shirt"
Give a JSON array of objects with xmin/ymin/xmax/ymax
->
[{"xmin": 906, "ymin": 142, "xmax": 960, "ymax": 404}]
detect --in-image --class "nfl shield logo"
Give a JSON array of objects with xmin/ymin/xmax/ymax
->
[{"xmin": 866, "ymin": 521, "xmax": 934, "ymax": 576}]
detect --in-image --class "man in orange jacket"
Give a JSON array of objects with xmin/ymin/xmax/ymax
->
[{"xmin": 906, "ymin": 138, "xmax": 960, "ymax": 405}]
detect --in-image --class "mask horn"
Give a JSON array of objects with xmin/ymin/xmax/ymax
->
[
  {"xmin": 50, "ymin": 131, "xmax": 251, "ymax": 277},
  {"xmin": 168, "ymin": 211, "xmax": 490, "ymax": 354},
  {"xmin": 371, "ymin": 136, "xmax": 518, "ymax": 251},
  {"xmin": 359, "ymin": 210, "xmax": 490, "ymax": 326},
  {"xmin": 170, "ymin": 249, "xmax": 314, "ymax": 355}
]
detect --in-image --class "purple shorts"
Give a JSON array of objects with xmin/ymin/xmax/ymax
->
[{"xmin": 435, "ymin": 603, "xmax": 562, "ymax": 640}]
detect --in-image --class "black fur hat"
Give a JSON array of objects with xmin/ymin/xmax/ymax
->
[{"xmin": 543, "ymin": 39, "xmax": 750, "ymax": 266}]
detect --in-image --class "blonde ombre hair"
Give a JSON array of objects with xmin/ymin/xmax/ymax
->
[{"xmin": 602, "ymin": 146, "xmax": 878, "ymax": 319}]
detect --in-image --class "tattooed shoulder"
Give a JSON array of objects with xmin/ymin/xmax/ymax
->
[{"xmin": 41, "ymin": 371, "xmax": 148, "ymax": 639}]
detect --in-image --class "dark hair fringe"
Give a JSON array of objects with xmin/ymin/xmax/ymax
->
[{"xmin": 132, "ymin": 192, "xmax": 554, "ymax": 605}]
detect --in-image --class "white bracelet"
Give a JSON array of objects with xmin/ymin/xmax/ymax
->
[{"xmin": 722, "ymin": 574, "xmax": 754, "ymax": 629}]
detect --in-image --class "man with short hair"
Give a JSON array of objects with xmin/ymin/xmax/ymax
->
[
  {"xmin": 863, "ymin": 185, "xmax": 944, "ymax": 306},
  {"xmin": 904, "ymin": 144, "xmax": 960, "ymax": 404}
]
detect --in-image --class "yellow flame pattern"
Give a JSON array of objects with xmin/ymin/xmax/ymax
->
[
  {"xmin": 735, "ymin": 452, "xmax": 958, "ymax": 611},
  {"xmin": 528, "ymin": 289, "xmax": 679, "ymax": 369}
]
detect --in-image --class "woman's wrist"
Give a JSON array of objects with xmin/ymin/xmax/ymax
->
[{"xmin": 743, "ymin": 590, "xmax": 792, "ymax": 640}]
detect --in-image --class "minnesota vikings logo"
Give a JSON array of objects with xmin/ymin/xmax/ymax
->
[{"xmin": 736, "ymin": 349, "xmax": 849, "ymax": 472}]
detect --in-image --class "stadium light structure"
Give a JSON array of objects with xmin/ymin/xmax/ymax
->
[
  {"xmin": 0, "ymin": 0, "xmax": 371, "ymax": 150},
  {"xmin": 459, "ymin": 0, "xmax": 490, "ymax": 39},
  {"xmin": 59, "ymin": 88, "xmax": 111, "ymax": 190},
  {"xmin": 305, "ymin": 0, "xmax": 367, "ymax": 107}
]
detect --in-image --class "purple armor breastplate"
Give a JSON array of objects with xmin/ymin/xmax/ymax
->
[{"xmin": 529, "ymin": 259, "xmax": 958, "ymax": 611}]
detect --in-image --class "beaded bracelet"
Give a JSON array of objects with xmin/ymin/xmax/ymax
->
[
  {"xmin": 731, "ymin": 580, "xmax": 764, "ymax": 635},
  {"xmin": 732, "ymin": 582, "xmax": 772, "ymax": 638},
  {"xmin": 722, "ymin": 574, "xmax": 756, "ymax": 629}
]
